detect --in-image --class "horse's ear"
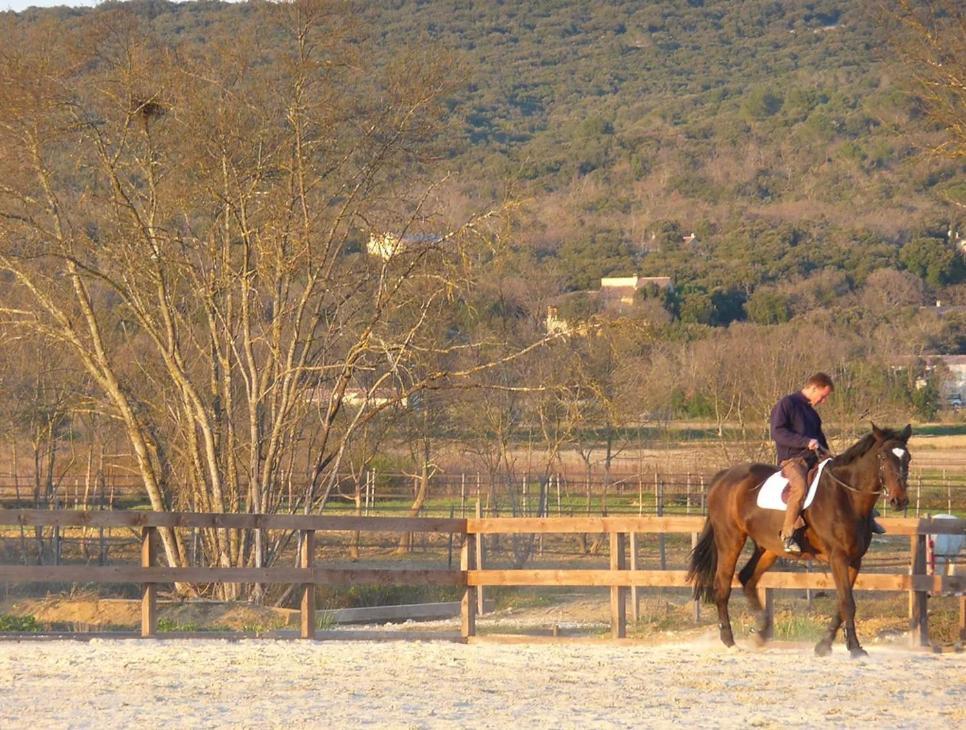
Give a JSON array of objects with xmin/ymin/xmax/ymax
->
[
  {"xmin": 871, "ymin": 422, "xmax": 884, "ymax": 441},
  {"xmin": 900, "ymin": 424, "xmax": 912, "ymax": 442}
]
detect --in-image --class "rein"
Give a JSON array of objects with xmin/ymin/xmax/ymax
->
[
  {"xmin": 822, "ymin": 466, "xmax": 887, "ymax": 496},
  {"xmin": 823, "ymin": 448, "xmax": 900, "ymax": 497}
]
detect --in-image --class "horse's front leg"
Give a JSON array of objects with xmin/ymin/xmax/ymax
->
[
  {"xmin": 841, "ymin": 561, "xmax": 866, "ymax": 657},
  {"xmin": 816, "ymin": 556, "xmax": 865, "ymax": 658},
  {"xmin": 815, "ymin": 611, "xmax": 842, "ymax": 657}
]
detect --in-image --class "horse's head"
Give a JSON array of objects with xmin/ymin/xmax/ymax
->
[{"xmin": 872, "ymin": 423, "xmax": 911, "ymax": 510}]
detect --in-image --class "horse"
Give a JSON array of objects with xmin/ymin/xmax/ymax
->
[{"xmin": 687, "ymin": 424, "xmax": 911, "ymax": 658}]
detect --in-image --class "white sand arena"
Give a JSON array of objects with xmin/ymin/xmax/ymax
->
[{"xmin": 1, "ymin": 637, "xmax": 963, "ymax": 728}]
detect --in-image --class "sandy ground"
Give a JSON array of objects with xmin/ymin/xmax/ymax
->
[{"xmin": 0, "ymin": 635, "xmax": 963, "ymax": 729}]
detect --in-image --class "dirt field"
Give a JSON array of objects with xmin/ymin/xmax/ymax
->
[{"xmin": 1, "ymin": 635, "xmax": 963, "ymax": 728}]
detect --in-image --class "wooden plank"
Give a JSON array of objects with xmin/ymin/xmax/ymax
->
[
  {"xmin": 475, "ymin": 501, "xmax": 485, "ymax": 616},
  {"xmin": 141, "ymin": 527, "xmax": 157, "ymax": 638},
  {"xmin": 610, "ymin": 532, "xmax": 627, "ymax": 639},
  {"xmin": 1, "ymin": 510, "xmax": 959, "ymax": 537},
  {"xmin": 300, "ymin": 530, "xmax": 315, "ymax": 640},
  {"xmin": 629, "ymin": 532, "xmax": 639, "ymax": 623},
  {"xmin": 466, "ymin": 569, "xmax": 924, "ymax": 591},
  {"xmin": 461, "ymin": 533, "xmax": 477, "ymax": 639},
  {"xmin": 909, "ymin": 574, "xmax": 965, "ymax": 593},
  {"xmin": 4, "ymin": 562, "xmax": 945, "ymax": 593},
  {"xmin": 878, "ymin": 517, "xmax": 966, "ymax": 536},
  {"xmin": 468, "ymin": 515, "xmax": 963, "ymax": 536},
  {"xmin": 0, "ymin": 510, "xmax": 466, "ymax": 534},
  {"xmin": 910, "ymin": 533, "xmax": 929, "ymax": 647},
  {"xmin": 468, "ymin": 516, "xmax": 706, "ymax": 534},
  {"xmin": 0, "ymin": 565, "xmax": 465, "ymax": 585}
]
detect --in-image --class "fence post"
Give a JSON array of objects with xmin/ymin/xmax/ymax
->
[
  {"xmin": 686, "ymin": 472, "xmax": 691, "ymax": 514},
  {"xmin": 300, "ymin": 530, "xmax": 316, "ymax": 640},
  {"xmin": 610, "ymin": 530, "xmax": 627, "ymax": 638},
  {"xmin": 909, "ymin": 533, "xmax": 928, "ymax": 647},
  {"xmin": 475, "ymin": 500, "xmax": 485, "ymax": 616},
  {"xmin": 657, "ymin": 479, "xmax": 666, "ymax": 570},
  {"xmin": 764, "ymin": 587, "xmax": 774, "ymax": 631},
  {"xmin": 461, "ymin": 524, "xmax": 477, "ymax": 640},
  {"xmin": 447, "ymin": 507, "xmax": 454, "ymax": 570},
  {"xmin": 629, "ymin": 531, "xmax": 639, "ymax": 623},
  {"xmin": 141, "ymin": 526, "xmax": 157, "ymax": 638}
]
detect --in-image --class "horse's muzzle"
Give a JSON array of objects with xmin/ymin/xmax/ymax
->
[{"xmin": 889, "ymin": 496, "xmax": 909, "ymax": 510}]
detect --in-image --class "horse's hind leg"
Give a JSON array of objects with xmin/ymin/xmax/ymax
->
[
  {"xmin": 739, "ymin": 546, "xmax": 778, "ymax": 645},
  {"xmin": 714, "ymin": 533, "xmax": 745, "ymax": 647}
]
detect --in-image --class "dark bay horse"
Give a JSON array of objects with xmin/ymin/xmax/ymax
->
[{"xmin": 687, "ymin": 424, "xmax": 911, "ymax": 657}]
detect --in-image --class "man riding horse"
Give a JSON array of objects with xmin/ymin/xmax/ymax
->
[
  {"xmin": 770, "ymin": 372, "xmax": 883, "ymax": 554},
  {"xmin": 770, "ymin": 372, "xmax": 834, "ymax": 554}
]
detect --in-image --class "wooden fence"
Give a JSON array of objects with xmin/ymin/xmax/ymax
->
[{"xmin": 0, "ymin": 510, "xmax": 963, "ymax": 645}]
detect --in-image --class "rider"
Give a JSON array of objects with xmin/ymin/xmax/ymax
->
[{"xmin": 770, "ymin": 373, "xmax": 834, "ymax": 554}]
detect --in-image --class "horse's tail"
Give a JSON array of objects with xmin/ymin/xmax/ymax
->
[{"xmin": 687, "ymin": 519, "xmax": 717, "ymax": 604}]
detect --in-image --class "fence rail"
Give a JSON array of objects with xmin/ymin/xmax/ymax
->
[{"xmin": 0, "ymin": 510, "xmax": 963, "ymax": 645}]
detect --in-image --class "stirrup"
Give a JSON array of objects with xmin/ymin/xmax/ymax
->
[{"xmin": 782, "ymin": 536, "xmax": 802, "ymax": 554}]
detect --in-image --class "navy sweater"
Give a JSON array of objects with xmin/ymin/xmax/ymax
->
[{"xmin": 769, "ymin": 391, "xmax": 829, "ymax": 465}]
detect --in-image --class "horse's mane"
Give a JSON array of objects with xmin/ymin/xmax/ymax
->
[{"xmin": 831, "ymin": 428, "xmax": 904, "ymax": 467}]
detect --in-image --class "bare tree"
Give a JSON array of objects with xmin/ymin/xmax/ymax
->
[{"xmin": 0, "ymin": 3, "xmax": 552, "ymax": 592}]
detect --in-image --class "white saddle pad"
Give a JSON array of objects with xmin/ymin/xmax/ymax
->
[{"xmin": 756, "ymin": 458, "xmax": 832, "ymax": 511}]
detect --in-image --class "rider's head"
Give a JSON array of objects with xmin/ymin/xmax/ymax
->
[{"xmin": 802, "ymin": 372, "xmax": 834, "ymax": 407}]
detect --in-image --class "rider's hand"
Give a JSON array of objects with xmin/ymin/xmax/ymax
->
[{"xmin": 807, "ymin": 439, "xmax": 819, "ymax": 451}]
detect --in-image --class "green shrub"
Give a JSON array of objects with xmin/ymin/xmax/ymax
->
[{"xmin": 0, "ymin": 614, "xmax": 42, "ymax": 632}]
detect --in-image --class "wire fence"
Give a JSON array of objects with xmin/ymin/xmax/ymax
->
[{"xmin": 1, "ymin": 465, "xmax": 964, "ymax": 518}]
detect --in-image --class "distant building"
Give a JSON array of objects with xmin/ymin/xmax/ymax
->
[
  {"xmin": 545, "ymin": 275, "xmax": 673, "ymax": 333},
  {"xmin": 341, "ymin": 387, "xmax": 408, "ymax": 410},
  {"xmin": 599, "ymin": 275, "xmax": 673, "ymax": 311},
  {"xmin": 899, "ymin": 355, "xmax": 966, "ymax": 405},
  {"xmin": 366, "ymin": 233, "xmax": 441, "ymax": 260},
  {"xmin": 935, "ymin": 355, "xmax": 966, "ymax": 402},
  {"xmin": 305, "ymin": 385, "xmax": 408, "ymax": 410}
]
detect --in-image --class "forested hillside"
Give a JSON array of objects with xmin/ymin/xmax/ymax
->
[
  {"xmin": 11, "ymin": 0, "xmax": 964, "ymax": 310},
  {"xmin": 359, "ymin": 0, "xmax": 966, "ymax": 313}
]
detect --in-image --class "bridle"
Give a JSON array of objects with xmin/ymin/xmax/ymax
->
[{"xmin": 823, "ymin": 444, "xmax": 907, "ymax": 497}]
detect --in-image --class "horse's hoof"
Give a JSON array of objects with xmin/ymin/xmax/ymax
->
[
  {"xmin": 720, "ymin": 635, "xmax": 736, "ymax": 648},
  {"xmin": 814, "ymin": 641, "xmax": 832, "ymax": 657},
  {"xmin": 850, "ymin": 647, "xmax": 869, "ymax": 659},
  {"xmin": 752, "ymin": 630, "xmax": 769, "ymax": 648}
]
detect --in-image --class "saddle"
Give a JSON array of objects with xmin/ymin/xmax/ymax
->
[{"xmin": 755, "ymin": 458, "xmax": 832, "ymax": 512}]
